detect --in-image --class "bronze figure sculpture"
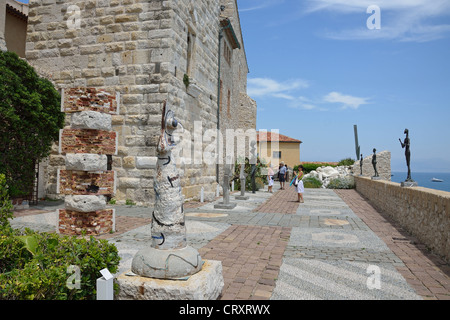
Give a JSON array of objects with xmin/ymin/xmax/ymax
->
[{"xmin": 399, "ymin": 128, "xmax": 413, "ymax": 182}]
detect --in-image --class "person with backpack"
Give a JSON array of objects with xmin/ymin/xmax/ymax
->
[{"xmin": 279, "ymin": 162, "xmax": 287, "ymax": 190}]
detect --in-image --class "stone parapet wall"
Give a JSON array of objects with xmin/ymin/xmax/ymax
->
[{"xmin": 355, "ymin": 176, "xmax": 450, "ymax": 264}]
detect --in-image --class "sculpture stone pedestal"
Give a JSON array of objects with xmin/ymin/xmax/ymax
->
[
  {"xmin": 235, "ymin": 195, "xmax": 249, "ymax": 200},
  {"xmin": 371, "ymin": 176, "xmax": 381, "ymax": 180},
  {"xmin": 401, "ymin": 180, "xmax": 418, "ymax": 187},
  {"xmin": 131, "ymin": 246, "xmax": 202, "ymax": 280},
  {"xmin": 214, "ymin": 201, "xmax": 237, "ymax": 209},
  {"xmin": 214, "ymin": 161, "xmax": 236, "ymax": 209},
  {"xmin": 116, "ymin": 260, "xmax": 224, "ymax": 300}
]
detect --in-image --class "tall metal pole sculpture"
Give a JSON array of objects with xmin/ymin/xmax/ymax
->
[
  {"xmin": 354, "ymin": 125, "xmax": 360, "ymax": 161},
  {"xmin": 131, "ymin": 101, "xmax": 202, "ymax": 279}
]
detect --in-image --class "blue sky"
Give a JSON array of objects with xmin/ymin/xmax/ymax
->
[
  {"xmin": 16, "ymin": 0, "xmax": 450, "ymax": 172},
  {"xmin": 238, "ymin": 0, "xmax": 450, "ymax": 172}
]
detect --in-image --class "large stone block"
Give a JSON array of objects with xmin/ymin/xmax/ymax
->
[
  {"xmin": 64, "ymin": 195, "xmax": 107, "ymax": 212},
  {"xmin": 71, "ymin": 111, "xmax": 112, "ymax": 131},
  {"xmin": 135, "ymin": 156, "xmax": 157, "ymax": 169},
  {"xmin": 65, "ymin": 153, "xmax": 108, "ymax": 171},
  {"xmin": 116, "ymin": 260, "xmax": 224, "ymax": 300}
]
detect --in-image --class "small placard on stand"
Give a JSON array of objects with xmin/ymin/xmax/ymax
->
[{"xmin": 97, "ymin": 268, "xmax": 114, "ymax": 300}]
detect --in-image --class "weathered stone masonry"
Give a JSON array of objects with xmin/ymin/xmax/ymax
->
[
  {"xmin": 56, "ymin": 87, "xmax": 119, "ymax": 235},
  {"xmin": 25, "ymin": 0, "xmax": 256, "ymax": 206},
  {"xmin": 355, "ymin": 176, "xmax": 450, "ymax": 264}
]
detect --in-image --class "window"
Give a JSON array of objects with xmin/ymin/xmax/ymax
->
[
  {"xmin": 227, "ymin": 89, "xmax": 231, "ymax": 117},
  {"xmin": 224, "ymin": 41, "xmax": 231, "ymax": 65},
  {"xmin": 186, "ymin": 31, "xmax": 196, "ymax": 76},
  {"xmin": 273, "ymin": 151, "xmax": 281, "ymax": 159},
  {"xmin": 219, "ymin": 80, "xmax": 223, "ymax": 112}
]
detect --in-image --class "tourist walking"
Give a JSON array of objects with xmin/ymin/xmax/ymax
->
[
  {"xmin": 279, "ymin": 162, "xmax": 287, "ymax": 190},
  {"xmin": 295, "ymin": 165, "xmax": 304, "ymax": 203}
]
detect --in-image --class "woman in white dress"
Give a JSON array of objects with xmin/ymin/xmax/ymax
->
[
  {"xmin": 295, "ymin": 165, "xmax": 304, "ymax": 203},
  {"xmin": 267, "ymin": 166, "xmax": 274, "ymax": 193}
]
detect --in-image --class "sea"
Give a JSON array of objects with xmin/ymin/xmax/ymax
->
[{"xmin": 391, "ymin": 172, "xmax": 450, "ymax": 193}]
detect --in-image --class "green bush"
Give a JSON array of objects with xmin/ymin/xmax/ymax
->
[
  {"xmin": 303, "ymin": 176, "xmax": 323, "ymax": 188},
  {"xmin": 0, "ymin": 173, "xmax": 120, "ymax": 300},
  {"xmin": 234, "ymin": 157, "xmax": 267, "ymax": 191},
  {"xmin": 0, "ymin": 51, "xmax": 64, "ymax": 197},
  {"xmin": 326, "ymin": 176, "xmax": 355, "ymax": 189},
  {"xmin": 0, "ymin": 230, "xmax": 121, "ymax": 300},
  {"xmin": 0, "ymin": 174, "xmax": 13, "ymax": 230},
  {"xmin": 337, "ymin": 158, "xmax": 355, "ymax": 166}
]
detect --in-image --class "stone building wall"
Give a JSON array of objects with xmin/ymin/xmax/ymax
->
[
  {"xmin": 355, "ymin": 176, "xmax": 450, "ymax": 264},
  {"xmin": 25, "ymin": 0, "xmax": 256, "ymax": 205}
]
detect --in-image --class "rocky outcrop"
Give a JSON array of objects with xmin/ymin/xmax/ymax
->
[
  {"xmin": 304, "ymin": 166, "xmax": 354, "ymax": 188},
  {"xmin": 352, "ymin": 150, "xmax": 391, "ymax": 181}
]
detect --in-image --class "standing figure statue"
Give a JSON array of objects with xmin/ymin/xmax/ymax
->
[
  {"xmin": 360, "ymin": 153, "xmax": 363, "ymax": 176},
  {"xmin": 250, "ymin": 163, "xmax": 256, "ymax": 193},
  {"xmin": 249, "ymin": 140, "xmax": 257, "ymax": 193},
  {"xmin": 399, "ymin": 128, "xmax": 413, "ymax": 182},
  {"xmin": 235, "ymin": 160, "xmax": 249, "ymax": 200},
  {"xmin": 132, "ymin": 101, "xmax": 202, "ymax": 279},
  {"xmin": 372, "ymin": 148, "xmax": 379, "ymax": 177}
]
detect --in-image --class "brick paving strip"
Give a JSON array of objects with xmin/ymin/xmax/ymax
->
[
  {"xmin": 195, "ymin": 187, "xmax": 297, "ymax": 300},
  {"xmin": 334, "ymin": 189, "xmax": 450, "ymax": 300},
  {"xmin": 199, "ymin": 224, "xmax": 291, "ymax": 300},
  {"xmin": 254, "ymin": 188, "xmax": 299, "ymax": 214}
]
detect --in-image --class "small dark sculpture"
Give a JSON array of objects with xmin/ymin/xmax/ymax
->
[
  {"xmin": 250, "ymin": 163, "xmax": 256, "ymax": 193},
  {"xmin": 372, "ymin": 148, "xmax": 379, "ymax": 177},
  {"xmin": 399, "ymin": 128, "xmax": 414, "ymax": 182},
  {"xmin": 360, "ymin": 153, "xmax": 363, "ymax": 175}
]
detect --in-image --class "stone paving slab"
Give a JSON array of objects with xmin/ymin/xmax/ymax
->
[
  {"xmin": 272, "ymin": 259, "xmax": 420, "ymax": 300},
  {"xmin": 335, "ymin": 189, "xmax": 450, "ymax": 300}
]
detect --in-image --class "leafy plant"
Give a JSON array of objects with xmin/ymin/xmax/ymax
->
[
  {"xmin": 0, "ymin": 230, "xmax": 120, "ymax": 300},
  {"xmin": 0, "ymin": 174, "xmax": 13, "ymax": 230},
  {"xmin": 337, "ymin": 158, "xmax": 355, "ymax": 166},
  {"xmin": 183, "ymin": 74, "xmax": 190, "ymax": 87},
  {"xmin": 0, "ymin": 51, "xmax": 64, "ymax": 198},
  {"xmin": 125, "ymin": 199, "xmax": 136, "ymax": 206},
  {"xmin": 303, "ymin": 176, "xmax": 323, "ymax": 188},
  {"xmin": 233, "ymin": 157, "xmax": 267, "ymax": 191},
  {"xmin": 327, "ymin": 176, "xmax": 355, "ymax": 189},
  {"xmin": 0, "ymin": 174, "xmax": 120, "ymax": 299}
]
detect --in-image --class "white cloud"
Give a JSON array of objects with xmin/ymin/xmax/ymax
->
[
  {"xmin": 303, "ymin": 0, "xmax": 450, "ymax": 42},
  {"xmin": 247, "ymin": 78, "xmax": 370, "ymax": 111},
  {"xmin": 323, "ymin": 91, "xmax": 370, "ymax": 109},
  {"xmin": 247, "ymin": 77, "xmax": 309, "ymax": 100},
  {"xmin": 239, "ymin": 0, "xmax": 285, "ymax": 12}
]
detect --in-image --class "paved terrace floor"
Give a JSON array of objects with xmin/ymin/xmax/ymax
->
[{"xmin": 10, "ymin": 186, "xmax": 450, "ymax": 300}]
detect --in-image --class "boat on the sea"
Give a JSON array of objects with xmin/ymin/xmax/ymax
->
[{"xmin": 431, "ymin": 178, "xmax": 443, "ymax": 182}]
